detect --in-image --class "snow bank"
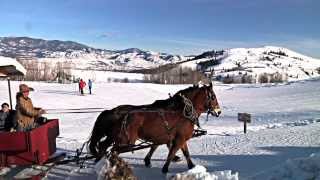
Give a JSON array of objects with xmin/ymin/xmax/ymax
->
[
  {"xmin": 167, "ymin": 165, "xmax": 239, "ymax": 180},
  {"xmin": 256, "ymin": 152, "xmax": 320, "ymax": 180},
  {"xmin": 0, "ymin": 167, "xmax": 11, "ymax": 176}
]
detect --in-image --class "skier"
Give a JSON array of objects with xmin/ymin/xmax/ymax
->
[
  {"xmin": 79, "ymin": 79, "xmax": 86, "ymax": 95},
  {"xmin": 88, "ymin": 79, "xmax": 93, "ymax": 94}
]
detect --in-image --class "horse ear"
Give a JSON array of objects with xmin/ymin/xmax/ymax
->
[
  {"xmin": 209, "ymin": 82, "xmax": 213, "ymax": 87},
  {"xmin": 179, "ymin": 93, "xmax": 185, "ymax": 98},
  {"xmin": 198, "ymin": 81, "xmax": 204, "ymax": 87}
]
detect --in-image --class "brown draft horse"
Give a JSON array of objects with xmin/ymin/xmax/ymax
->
[
  {"xmin": 88, "ymin": 92, "xmax": 187, "ymax": 160},
  {"xmin": 88, "ymin": 83, "xmax": 221, "ymax": 172},
  {"xmin": 114, "ymin": 83, "xmax": 221, "ymax": 173}
]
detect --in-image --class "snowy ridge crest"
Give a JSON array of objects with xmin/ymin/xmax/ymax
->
[
  {"xmin": 181, "ymin": 46, "xmax": 320, "ymax": 83},
  {"xmin": 0, "ymin": 36, "xmax": 186, "ymax": 71}
]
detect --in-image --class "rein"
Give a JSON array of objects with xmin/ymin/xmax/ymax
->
[
  {"xmin": 44, "ymin": 107, "xmax": 106, "ymax": 114},
  {"xmin": 45, "ymin": 110, "xmax": 103, "ymax": 114}
]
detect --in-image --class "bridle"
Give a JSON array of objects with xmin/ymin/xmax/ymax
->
[
  {"xmin": 204, "ymin": 87, "xmax": 221, "ymax": 118},
  {"xmin": 205, "ymin": 88, "xmax": 215, "ymax": 111},
  {"xmin": 179, "ymin": 87, "xmax": 218, "ymax": 126}
]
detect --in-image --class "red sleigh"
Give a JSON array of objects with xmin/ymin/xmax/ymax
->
[{"xmin": 0, "ymin": 119, "xmax": 59, "ymax": 166}]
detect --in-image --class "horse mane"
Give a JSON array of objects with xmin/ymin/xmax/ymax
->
[
  {"xmin": 112, "ymin": 85, "xmax": 203, "ymax": 112},
  {"xmin": 148, "ymin": 94, "xmax": 184, "ymax": 110},
  {"xmin": 148, "ymin": 85, "xmax": 202, "ymax": 110},
  {"xmin": 174, "ymin": 85, "xmax": 200, "ymax": 96}
]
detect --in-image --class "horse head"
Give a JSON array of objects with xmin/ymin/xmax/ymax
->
[
  {"xmin": 204, "ymin": 82, "xmax": 221, "ymax": 117},
  {"xmin": 175, "ymin": 82, "xmax": 221, "ymax": 117}
]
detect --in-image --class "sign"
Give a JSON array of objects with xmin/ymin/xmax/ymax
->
[
  {"xmin": 238, "ymin": 113, "xmax": 251, "ymax": 134},
  {"xmin": 238, "ymin": 113, "xmax": 251, "ymax": 123}
]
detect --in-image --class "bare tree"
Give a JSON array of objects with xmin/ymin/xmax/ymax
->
[{"xmin": 143, "ymin": 66, "xmax": 209, "ymax": 84}]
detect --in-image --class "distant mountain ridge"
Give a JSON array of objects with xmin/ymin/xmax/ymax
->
[
  {"xmin": 0, "ymin": 36, "xmax": 185, "ymax": 70},
  {"xmin": 0, "ymin": 36, "xmax": 93, "ymax": 58},
  {"xmin": 1, "ymin": 36, "xmax": 320, "ymax": 83}
]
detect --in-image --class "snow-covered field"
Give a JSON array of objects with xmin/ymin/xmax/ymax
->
[{"xmin": 0, "ymin": 79, "xmax": 320, "ymax": 179}]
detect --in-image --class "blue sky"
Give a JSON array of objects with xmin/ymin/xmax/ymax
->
[{"xmin": 0, "ymin": 0, "xmax": 319, "ymax": 57}]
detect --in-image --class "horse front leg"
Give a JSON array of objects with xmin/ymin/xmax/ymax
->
[
  {"xmin": 181, "ymin": 142, "xmax": 195, "ymax": 169},
  {"xmin": 144, "ymin": 143, "xmax": 180, "ymax": 168},
  {"xmin": 162, "ymin": 139, "xmax": 184, "ymax": 173},
  {"xmin": 144, "ymin": 145, "xmax": 158, "ymax": 167},
  {"xmin": 95, "ymin": 136, "xmax": 113, "ymax": 162},
  {"xmin": 166, "ymin": 143, "xmax": 181, "ymax": 162}
]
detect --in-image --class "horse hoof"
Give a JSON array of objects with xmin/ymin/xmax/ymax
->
[
  {"xmin": 94, "ymin": 157, "xmax": 102, "ymax": 163},
  {"xmin": 144, "ymin": 159, "xmax": 151, "ymax": 167},
  {"xmin": 162, "ymin": 167, "xmax": 168, "ymax": 174},
  {"xmin": 144, "ymin": 161, "xmax": 151, "ymax": 168},
  {"xmin": 188, "ymin": 163, "xmax": 195, "ymax": 169},
  {"xmin": 172, "ymin": 156, "xmax": 181, "ymax": 162}
]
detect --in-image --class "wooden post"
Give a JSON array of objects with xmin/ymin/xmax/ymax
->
[
  {"xmin": 7, "ymin": 77, "xmax": 13, "ymax": 110},
  {"xmin": 238, "ymin": 113, "xmax": 251, "ymax": 134},
  {"xmin": 244, "ymin": 120, "xmax": 247, "ymax": 134}
]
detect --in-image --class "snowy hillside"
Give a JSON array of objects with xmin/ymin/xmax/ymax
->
[
  {"xmin": 1, "ymin": 36, "xmax": 320, "ymax": 83},
  {"xmin": 181, "ymin": 46, "xmax": 320, "ymax": 83},
  {"xmin": 0, "ymin": 37, "xmax": 186, "ymax": 71}
]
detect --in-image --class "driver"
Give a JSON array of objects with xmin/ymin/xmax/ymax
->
[{"xmin": 15, "ymin": 84, "xmax": 46, "ymax": 131}]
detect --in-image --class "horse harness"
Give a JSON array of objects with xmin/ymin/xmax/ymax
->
[{"xmin": 118, "ymin": 95, "xmax": 202, "ymax": 145}]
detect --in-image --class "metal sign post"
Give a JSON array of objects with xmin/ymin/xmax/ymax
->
[{"xmin": 238, "ymin": 113, "xmax": 251, "ymax": 134}]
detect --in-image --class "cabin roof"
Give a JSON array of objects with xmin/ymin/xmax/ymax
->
[{"xmin": 0, "ymin": 56, "xmax": 26, "ymax": 76}]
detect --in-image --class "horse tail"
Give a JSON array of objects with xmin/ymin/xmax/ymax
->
[{"xmin": 88, "ymin": 110, "xmax": 113, "ymax": 157}]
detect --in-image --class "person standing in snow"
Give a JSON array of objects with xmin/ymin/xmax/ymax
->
[
  {"xmin": 79, "ymin": 79, "xmax": 86, "ymax": 95},
  {"xmin": 88, "ymin": 79, "xmax": 93, "ymax": 94},
  {"xmin": 15, "ymin": 84, "xmax": 46, "ymax": 131}
]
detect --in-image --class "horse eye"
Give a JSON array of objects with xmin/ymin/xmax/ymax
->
[{"xmin": 210, "ymin": 94, "xmax": 215, "ymax": 100}]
